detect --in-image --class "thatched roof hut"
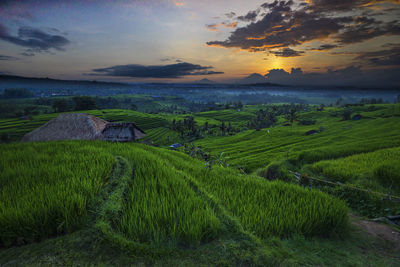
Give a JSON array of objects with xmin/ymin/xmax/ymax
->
[
  {"xmin": 21, "ymin": 113, "xmax": 146, "ymax": 142},
  {"xmin": 102, "ymin": 122, "xmax": 145, "ymax": 142}
]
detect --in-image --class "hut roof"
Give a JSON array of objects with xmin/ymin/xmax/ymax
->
[
  {"xmin": 22, "ymin": 113, "xmax": 108, "ymax": 142},
  {"xmin": 21, "ymin": 113, "xmax": 146, "ymax": 142},
  {"xmin": 103, "ymin": 122, "xmax": 145, "ymax": 135},
  {"xmin": 102, "ymin": 122, "xmax": 146, "ymax": 141}
]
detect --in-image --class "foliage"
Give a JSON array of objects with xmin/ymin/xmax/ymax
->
[
  {"xmin": 52, "ymin": 98, "xmax": 70, "ymax": 112},
  {"xmin": 1, "ymin": 88, "xmax": 33, "ymax": 99},
  {"xmin": 342, "ymin": 109, "xmax": 352, "ymax": 120},
  {"xmin": 73, "ymin": 96, "xmax": 97, "ymax": 110}
]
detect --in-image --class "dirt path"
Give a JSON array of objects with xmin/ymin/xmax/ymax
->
[{"xmin": 350, "ymin": 214, "xmax": 400, "ymax": 251}]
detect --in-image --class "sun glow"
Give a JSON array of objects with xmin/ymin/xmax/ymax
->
[{"xmin": 270, "ymin": 57, "xmax": 283, "ymax": 70}]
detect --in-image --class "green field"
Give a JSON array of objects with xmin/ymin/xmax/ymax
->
[
  {"xmin": 312, "ymin": 147, "xmax": 400, "ymax": 194},
  {"xmin": 0, "ymin": 109, "xmax": 169, "ymax": 141},
  {"xmin": 195, "ymin": 105, "xmax": 400, "ymax": 172},
  {"xmin": 1, "ymin": 104, "xmax": 400, "ymax": 265},
  {"xmin": 0, "ymin": 142, "xmax": 114, "ymax": 246}
]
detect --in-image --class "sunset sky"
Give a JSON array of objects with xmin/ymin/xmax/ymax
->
[{"xmin": 0, "ymin": 0, "xmax": 399, "ymax": 84}]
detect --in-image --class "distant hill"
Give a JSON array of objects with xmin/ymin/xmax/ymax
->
[
  {"xmin": 236, "ymin": 73, "xmax": 269, "ymax": 84},
  {"xmin": 192, "ymin": 78, "xmax": 218, "ymax": 84},
  {"xmin": 0, "ymin": 74, "xmax": 128, "ymax": 89}
]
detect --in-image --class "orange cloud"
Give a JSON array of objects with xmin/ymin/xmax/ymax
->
[
  {"xmin": 174, "ymin": 1, "xmax": 184, "ymax": 6},
  {"xmin": 206, "ymin": 22, "xmax": 237, "ymax": 32}
]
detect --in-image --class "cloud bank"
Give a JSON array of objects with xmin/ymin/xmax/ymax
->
[
  {"xmin": 88, "ymin": 62, "xmax": 224, "ymax": 78},
  {"xmin": 0, "ymin": 23, "xmax": 70, "ymax": 56},
  {"xmin": 262, "ymin": 66, "xmax": 400, "ymax": 87},
  {"xmin": 207, "ymin": 0, "xmax": 400, "ymax": 54}
]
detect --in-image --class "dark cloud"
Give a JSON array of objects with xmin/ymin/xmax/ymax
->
[
  {"xmin": 225, "ymin": 12, "xmax": 236, "ymax": 18},
  {"xmin": 355, "ymin": 46, "xmax": 400, "ymax": 66},
  {"xmin": 0, "ymin": 54, "xmax": 19, "ymax": 60},
  {"xmin": 207, "ymin": 1, "xmax": 350, "ymax": 50},
  {"xmin": 20, "ymin": 51, "xmax": 35, "ymax": 57},
  {"xmin": 307, "ymin": 0, "xmax": 399, "ymax": 12},
  {"xmin": 337, "ymin": 17, "xmax": 400, "ymax": 44},
  {"xmin": 0, "ymin": 23, "xmax": 70, "ymax": 55},
  {"xmin": 207, "ymin": 0, "xmax": 400, "ymax": 53},
  {"xmin": 270, "ymin": 48, "xmax": 305, "ymax": 57},
  {"xmin": 88, "ymin": 62, "xmax": 224, "ymax": 79},
  {"xmin": 263, "ymin": 65, "xmax": 400, "ymax": 87},
  {"xmin": 237, "ymin": 10, "xmax": 259, "ymax": 22},
  {"xmin": 310, "ymin": 44, "xmax": 339, "ymax": 51}
]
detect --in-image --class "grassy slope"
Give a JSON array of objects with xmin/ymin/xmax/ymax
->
[
  {"xmin": 311, "ymin": 147, "xmax": 400, "ymax": 194},
  {"xmin": 2, "ymin": 142, "xmax": 398, "ymax": 265},
  {"xmin": 0, "ymin": 109, "xmax": 168, "ymax": 141},
  {"xmin": 1, "ymin": 104, "xmax": 400, "ymax": 265},
  {"xmin": 195, "ymin": 105, "xmax": 400, "ymax": 172}
]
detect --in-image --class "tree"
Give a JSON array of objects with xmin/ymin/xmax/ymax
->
[
  {"xmin": 202, "ymin": 121, "xmax": 209, "ymax": 132},
  {"xmin": 73, "ymin": 96, "xmax": 97, "ymax": 111},
  {"xmin": 130, "ymin": 104, "xmax": 138, "ymax": 111},
  {"xmin": 220, "ymin": 122, "xmax": 226, "ymax": 135},
  {"xmin": 171, "ymin": 119, "xmax": 176, "ymax": 130},
  {"xmin": 286, "ymin": 107, "xmax": 297, "ymax": 132},
  {"xmin": 1, "ymin": 88, "xmax": 33, "ymax": 99},
  {"xmin": 52, "ymin": 99, "xmax": 69, "ymax": 112},
  {"xmin": 342, "ymin": 109, "xmax": 352, "ymax": 120},
  {"xmin": 24, "ymin": 106, "xmax": 39, "ymax": 115},
  {"xmin": 227, "ymin": 122, "xmax": 233, "ymax": 135},
  {"xmin": 336, "ymin": 97, "xmax": 343, "ymax": 106}
]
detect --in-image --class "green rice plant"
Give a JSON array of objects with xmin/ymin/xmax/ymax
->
[
  {"xmin": 313, "ymin": 147, "xmax": 400, "ymax": 193},
  {"xmin": 1, "ymin": 140, "xmax": 349, "ymax": 248},
  {"xmin": 119, "ymin": 144, "xmax": 349, "ymax": 238},
  {"xmin": 0, "ymin": 142, "xmax": 114, "ymax": 246},
  {"xmin": 196, "ymin": 111, "xmax": 400, "ymax": 171},
  {"xmin": 142, "ymin": 127, "xmax": 180, "ymax": 146},
  {"xmin": 108, "ymin": 144, "xmax": 222, "ymax": 246}
]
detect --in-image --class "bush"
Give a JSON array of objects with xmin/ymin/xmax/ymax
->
[
  {"xmin": 342, "ymin": 109, "xmax": 352, "ymax": 120},
  {"xmin": 298, "ymin": 119, "xmax": 316, "ymax": 125},
  {"xmin": 257, "ymin": 162, "xmax": 292, "ymax": 182},
  {"xmin": 374, "ymin": 164, "xmax": 400, "ymax": 189},
  {"xmin": 323, "ymin": 185, "xmax": 400, "ymax": 218}
]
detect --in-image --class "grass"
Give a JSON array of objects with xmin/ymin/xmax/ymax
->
[
  {"xmin": 0, "ymin": 141, "xmax": 348, "ymax": 250},
  {"xmin": 1, "ymin": 104, "xmax": 400, "ymax": 265},
  {"xmin": 112, "ymin": 143, "xmax": 349, "ymax": 239},
  {"xmin": 0, "ymin": 142, "xmax": 114, "ymax": 246},
  {"xmin": 312, "ymin": 147, "xmax": 400, "ymax": 194},
  {"xmin": 142, "ymin": 127, "xmax": 180, "ymax": 146},
  {"xmin": 0, "ymin": 109, "xmax": 169, "ymax": 141},
  {"xmin": 113, "ymin": 146, "xmax": 222, "ymax": 246},
  {"xmin": 195, "ymin": 105, "xmax": 400, "ymax": 172}
]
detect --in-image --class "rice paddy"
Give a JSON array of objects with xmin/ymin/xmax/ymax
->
[
  {"xmin": 313, "ymin": 147, "xmax": 400, "ymax": 194},
  {"xmin": 0, "ymin": 142, "xmax": 114, "ymax": 246},
  {"xmin": 195, "ymin": 105, "xmax": 400, "ymax": 172},
  {"xmin": 1, "ymin": 103, "xmax": 399, "ymax": 265},
  {"xmin": 0, "ymin": 141, "xmax": 348, "ymax": 248}
]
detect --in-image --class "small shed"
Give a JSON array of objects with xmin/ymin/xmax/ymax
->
[
  {"xmin": 102, "ymin": 123, "xmax": 146, "ymax": 142},
  {"xmin": 305, "ymin": 129, "xmax": 319, "ymax": 136},
  {"xmin": 170, "ymin": 143, "xmax": 183, "ymax": 150}
]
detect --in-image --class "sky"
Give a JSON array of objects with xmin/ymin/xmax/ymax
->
[{"xmin": 0, "ymin": 0, "xmax": 399, "ymax": 86}]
